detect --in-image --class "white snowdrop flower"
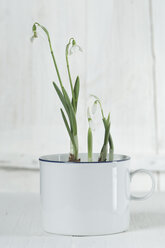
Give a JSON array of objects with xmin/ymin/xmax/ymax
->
[
  {"xmin": 68, "ymin": 39, "xmax": 83, "ymax": 56},
  {"xmin": 31, "ymin": 24, "xmax": 38, "ymax": 42},
  {"xmin": 90, "ymin": 95, "xmax": 105, "ymax": 119}
]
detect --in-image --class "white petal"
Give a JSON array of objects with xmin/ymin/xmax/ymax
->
[
  {"xmin": 89, "ymin": 119, "xmax": 95, "ymax": 131},
  {"xmin": 68, "ymin": 48, "xmax": 73, "ymax": 55},
  {"xmin": 69, "ymin": 44, "xmax": 82, "ymax": 56},
  {"xmin": 91, "ymin": 101, "xmax": 97, "ymax": 115},
  {"xmin": 78, "ymin": 45, "xmax": 83, "ymax": 52}
]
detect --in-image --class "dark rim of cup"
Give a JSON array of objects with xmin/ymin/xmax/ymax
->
[{"xmin": 39, "ymin": 153, "xmax": 131, "ymax": 164}]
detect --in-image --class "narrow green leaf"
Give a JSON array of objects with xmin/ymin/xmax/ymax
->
[
  {"xmin": 62, "ymin": 87, "xmax": 77, "ymax": 135},
  {"xmin": 60, "ymin": 108, "xmax": 76, "ymax": 150},
  {"xmin": 74, "ymin": 76, "xmax": 80, "ymax": 100},
  {"xmin": 99, "ymin": 116, "xmax": 110, "ymax": 161},
  {"xmin": 53, "ymin": 82, "xmax": 75, "ymax": 134},
  {"xmin": 107, "ymin": 113, "xmax": 110, "ymax": 124},
  {"xmin": 102, "ymin": 117, "xmax": 107, "ymax": 130},
  {"xmin": 104, "ymin": 123, "xmax": 110, "ymax": 145},
  {"xmin": 52, "ymin": 82, "xmax": 69, "ymax": 114},
  {"xmin": 72, "ymin": 76, "xmax": 80, "ymax": 112}
]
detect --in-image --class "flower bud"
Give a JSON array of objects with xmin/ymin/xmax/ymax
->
[
  {"xmin": 72, "ymin": 39, "xmax": 76, "ymax": 46},
  {"xmin": 32, "ymin": 24, "xmax": 36, "ymax": 32}
]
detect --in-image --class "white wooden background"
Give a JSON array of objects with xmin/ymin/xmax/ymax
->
[{"xmin": 0, "ymin": 0, "xmax": 165, "ymax": 191}]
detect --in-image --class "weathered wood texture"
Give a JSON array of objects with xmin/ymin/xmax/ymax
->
[
  {"xmin": 0, "ymin": 0, "xmax": 164, "ymax": 168},
  {"xmin": 86, "ymin": 0, "xmax": 155, "ymax": 156},
  {"xmin": 151, "ymin": 0, "xmax": 165, "ymax": 154},
  {"xmin": 0, "ymin": 193, "xmax": 165, "ymax": 247},
  {"xmin": 0, "ymin": 0, "xmax": 86, "ymax": 163}
]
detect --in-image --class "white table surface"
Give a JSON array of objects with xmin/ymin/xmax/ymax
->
[{"xmin": 0, "ymin": 193, "xmax": 165, "ymax": 248}]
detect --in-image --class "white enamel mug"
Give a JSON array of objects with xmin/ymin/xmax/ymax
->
[{"xmin": 39, "ymin": 154, "xmax": 155, "ymax": 236}]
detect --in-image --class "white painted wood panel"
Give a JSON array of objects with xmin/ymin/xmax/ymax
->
[
  {"xmin": 0, "ymin": 0, "xmax": 86, "ymax": 164},
  {"xmin": 86, "ymin": 0, "xmax": 156, "ymax": 155},
  {"xmin": 0, "ymin": 168, "xmax": 40, "ymax": 193},
  {"xmin": 1, "ymin": 0, "xmax": 165, "ymax": 168},
  {"xmin": 0, "ymin": 193, "xmax": 165, "ymax": 247},
  {"xmin": 151, "ymin": 0, "xmax": 165, "ymax": 154}
]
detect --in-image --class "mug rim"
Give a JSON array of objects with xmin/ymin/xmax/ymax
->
[{"xmin": 39, "ymin": 153, "xmax": 131, "ymax": 164}]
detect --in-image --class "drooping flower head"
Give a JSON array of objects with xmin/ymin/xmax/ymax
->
[
  {"xmin": 87, "ymin": 95, "xmax": 102, "ymax": 131},
  {"xmin": 67, "ymin": 38, "xmax": 83, "ymax": 56},
  {"xmin": 31, "ymin": 24, "xmax": 38, "ymax": 42}
]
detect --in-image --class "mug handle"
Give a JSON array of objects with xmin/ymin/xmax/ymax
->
[{"xmin": 130, "ymin": 169, "xmax": 155, "ymax": 201}]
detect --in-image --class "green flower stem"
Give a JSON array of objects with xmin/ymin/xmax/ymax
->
[
  {"xmin": 65, "ymin": 40, "xmax": 76, "ymax": 110},
  {"xmin": 33, "ymin": 22, "xmax": 63, "ymax": 90},
  {"xmin": 73, "ymin": 135, "xmax": 78, "ymax": 159},
  {"xmin": 70, "ymin": 140, "xmax": 74, "ymax": 155},
  {"xmin": 88, "ymin": 127, "xmax": 93, "ymax": 162}
]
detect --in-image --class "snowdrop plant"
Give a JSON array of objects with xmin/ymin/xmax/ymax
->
[
  {"xmin": 31, "ymin": 23, "xmax": 114, "ymax": 162},
  {"xmin": 31, "ymin": 22, "xmax": 80, "ymax": 161},
  {"xmin": 87, "ymin": 96, "xmax": 114, "ymax": 162}
]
